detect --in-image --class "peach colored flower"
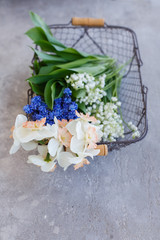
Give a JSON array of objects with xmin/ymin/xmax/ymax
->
[
  {"xmin": 75, "ymin": 111, "xmax": 97, "ymax": 123},
  {"xmin": 74, "ymin": 158, "xmax": 90, "ymax": 170},
  {"xmin": 58, "ymin": 119, "xmax": 73, "ymax": 128},
  {"xmin": 58, "ymin": 127, "xmax": 72, "ymax": 148},
  {"xmin": 23, "ymin": 118, "xmax": 46, "ymax": 129},
  {"xmin": 58, "ymin": 119, "xmax": 68, "ymax": 128},
  {"xmin": 86, "ymin": 126, "xmax": 98, "ymax": 149}
]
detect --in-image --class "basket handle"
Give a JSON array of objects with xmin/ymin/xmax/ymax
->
[
  {"xmin": 72, "ymin": 17, "xmax": 104, "ymax": 27},
  {"xmin": 96, "ymin": 144, "xmax": 108, "ymax": 156}
]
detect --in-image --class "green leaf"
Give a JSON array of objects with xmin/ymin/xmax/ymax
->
[
  {"xmin": 51, "ymin": 83, "xmax": 56, "ymax": 108},
  {"xmin": 34, "ymin": 40, "xmax": 56, "ymax": 52},
  {"xmin": 57, "ymin": 81, "xmax": 65, "ymax": 87},
  {"xmin": 105, "ymin": 65, "xmax": 124, "ymax": 80},
  {"xmin": 78, "ymin": 102, "xmax": 86, "ymax": 113},
  {"xmin": 70, "ymin": 63, "xmax": 107, "ymax": 76},
  {"xmin": 55, "ymin": 85, "xmax": 65, "ymax": 98},
  {"xmin": 44, "ymin": 80, "xmax": 56, "ymax": 109},
  {"xmin": 56, "ymin": 48, "xmax": 88, "ymax": 60},
  {"xmin": 25, "ymin": 27, "xmax": 47, "ymax": 42},
  {"xmin": 39, "ymin": 65, "xmax": 56, "ymax": 75},
  {"xmin": 72, "ymin": 89, "xmax": 86, "ymax": 98},
  {"xmin": 44, "ymin": 80, "xmax": 65, "ymax": 109},
  {"xmin": 106, "ymin": 88, "xmax": 112, "ymax": 101},
  {"xmin": 33, "ymin": 59, "xmax": 40, "ymax": 74},
  {"xmin": 113, "ymin": 76, "xmax": 122, "ymax": 97},
  {"xmin": 29, "ymin": 12, "xmax": 66, "ymax": 50},
  {"xmin": 27, "ymin": 74, "xmax": 56, "ymax": 84},
  {"xmin": 29, "ymin": 82, "xmax": 45, "ymax": 96},
  {"xmin": 56, "ymin": 57, "xmax": 97, "ymax": 69},
  {"xmin": 29, "ymin": 11, "xmax": 52, "ymax": 35},
  {"xmin": 27, "ymin": 69, "xmax": 72, "ymax": 84},
  {"xmin": 103, "ymin": 96, "xmax": 107, "ymax": 104},
  {"xmin": 48, "ymin": 68, "xmax": 73, "ymax": 79},
  {"xmin": 48, "ymin": 68, "xmax": 73, "ymax": 78},
  {"xmin": 104, "ymin": 79, "xmax": 116, "ymax": 91},
  {"xmin": 34, "ymin": 49, "xmax": 67, "ymax": 63}
]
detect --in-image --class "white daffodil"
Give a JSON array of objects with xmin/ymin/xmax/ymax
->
[
  {"xmin": 27, "ymin": 117, "xmax": 64, "ymax": 172},
  {"xmin": 10, "ymin": 114, "xmax": 58, "ymax": 155},
  {"xmin": 66, "ymin": 117, "xmax": 102, "ymax": 153},
  {"xmin": 28, "ymin": 145, "xmax": 57, "ymax": 172},
  {"xmin": 63, "ymin": 115, "xmax": 101, "ymax": 170},
  {"xmin": 16, "ymin": 118, "xmax": 55, "ymax": 143},
  {"xmin": 57, "ymin": 147, "xmax": 100, "ymax": 171},
  {"xmin": 9, "ymin": 114, "xmax": 38, "ymax": 154},
  {"xmin": 27, "ymin": 135, "xmax": 64, "ymax": 172}
]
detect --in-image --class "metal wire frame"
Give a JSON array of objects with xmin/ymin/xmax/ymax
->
[{"xmin": 28, "ymin": 20, "xmax": 148, "ymax": 151}]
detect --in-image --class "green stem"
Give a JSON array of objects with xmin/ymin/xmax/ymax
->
[{"xmin": 44, "ymin": 152, "xmax": 52, "ymax": 162}]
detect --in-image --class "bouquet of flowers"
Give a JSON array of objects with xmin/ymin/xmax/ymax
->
[{"xmin": 9, "ymin": 12, "xmax": 140, "ymax": 172}]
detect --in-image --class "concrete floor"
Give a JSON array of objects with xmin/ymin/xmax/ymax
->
[{"xmin": 0, "ymin": 0, "xmax": 160, "ymax": 239}]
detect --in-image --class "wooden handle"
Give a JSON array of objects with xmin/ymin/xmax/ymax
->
[
  {"xmin": 72, "ymin": 17, "xmax": 104, "ymax": 27},
  {"xmin": 96, "ymin": 144, "xmax": 108, "ymax": 156}
]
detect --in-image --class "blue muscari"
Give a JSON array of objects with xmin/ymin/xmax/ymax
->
[{"xmin": 23, "ymin": 88, "xmax": 78, "ymax": 124}]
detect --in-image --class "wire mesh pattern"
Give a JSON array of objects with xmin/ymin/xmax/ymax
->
[{"xmin": 28, "ymin": 21, "xmax": 148, "ymax": 151}]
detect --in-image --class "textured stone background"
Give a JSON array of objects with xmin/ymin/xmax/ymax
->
[{"xmin": 0, "ymin": 0, "xmax": 159, "ymax": 239}]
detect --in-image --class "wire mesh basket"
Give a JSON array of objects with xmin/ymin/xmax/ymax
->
[{"xmin": 28, "ymin": 17, "xmax": 148, "ymax": 151}]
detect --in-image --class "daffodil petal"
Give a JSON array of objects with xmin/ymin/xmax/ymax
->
[
  {"xmin": 41, "ymin": 161, "xmax": 56, "ymax": 172},
  {"xmin": 21, "ymin": 141, "xmax": 38, "ymax": 151},
  {"xmin": 81, "ymin": 121, "xmax": 90, "ymax": 132},
  {"xmin": 16, "ymin": 126, "xmax": 54, "ymax": 143},
  {"xmin": 27, "ymin": 155, "xmax": 46, "ymax": 166},
  {"xmin": 76, "ymin": 121, "xmax": 84, "ymax": 140},
  {"xmin": 9, "ymin": 142, "xmax": 20, "ymax": 154},
  {"xmin": 84, "ymin": 148, "xmax": 100, "ymax": 158},
  {"xmin": 66, "ymin": 120, "xmax": 77, "ymax": 135},
  {"xmin": 49, "ymin": 124, "xmax": 58, "ymax": 138},
  {"xmin": 70, "ymin": 136, "xmax": 85, "ymax": 154},
  {"xmin": 57, "ymin": 152, "xmax": 74, "ymax": 171},
  {"xmin": 57, "ymin": 144, "xmax": 63, "ymax": 156},
  {"xmin": 69, "ymin": 156, "xmax": 83, "ymax": 164},
  {"xmin": 15, "ymin": 114, "xmax": 27, "ymax": 128},
  {"xmin": 38, "ymin": 145, "xmax": 48, "ymax": 157},
  {"xmin": 39, "ymin": 126, "xmax": 55, "ymax": 139},
  {"xmin": 48, "ymin": 138, "xmax": 60, "ymax": 157},
  {"xmin": 16, "ymin": 127, "xmax": 38, "ymax": 142}
]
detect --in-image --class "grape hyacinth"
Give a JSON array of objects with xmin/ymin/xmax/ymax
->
[{"xmin": 23, "ymin": 88, "xmax": 78, "ymax": 124}]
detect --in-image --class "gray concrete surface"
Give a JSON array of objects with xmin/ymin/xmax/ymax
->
[{"xmin": 0, "ymin": 0, "xmax": 159, "ymax": 239}]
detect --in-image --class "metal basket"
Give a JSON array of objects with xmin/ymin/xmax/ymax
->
[{"xmin": 28, "ymin": 17, "xmax": 148, "ymax": 151}]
